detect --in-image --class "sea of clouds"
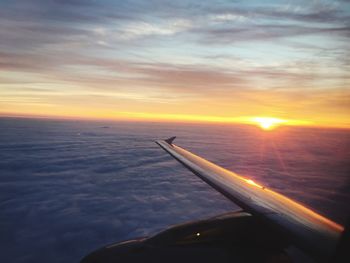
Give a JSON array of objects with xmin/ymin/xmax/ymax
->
[{"xmin": 0, "ymin": 118, "xmax": 349, "ymax": 262}]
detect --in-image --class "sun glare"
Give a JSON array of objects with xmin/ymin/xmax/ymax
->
[
  {"xmin": 245, "ymin": 179, "xmax": 263, "ymax": 188},
  {"xmin": 251, "ymin": 117, "xmax": 286, "ymax": 130}
]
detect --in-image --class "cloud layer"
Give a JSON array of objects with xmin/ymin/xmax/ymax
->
[
  {"xmin": 0, "ymin": 0, "xmax": 349, "ymax": 125},
  {"xmin": 0, "ymin": 118, "xmax": 349, "ymax": 263}
]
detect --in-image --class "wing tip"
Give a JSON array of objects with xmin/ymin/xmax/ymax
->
[{"xmin": 165, "ymin": 136, "xmax": 176, "ymax": 145}]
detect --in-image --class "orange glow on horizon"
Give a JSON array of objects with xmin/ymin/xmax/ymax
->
[{"xmin": 1, "ymin": 108, "xmax": 349, "ymax": 129}]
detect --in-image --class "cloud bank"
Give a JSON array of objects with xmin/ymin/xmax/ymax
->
[{"xmin": 0, "ymin": 118, "xmax": 349, "ymax": 262}]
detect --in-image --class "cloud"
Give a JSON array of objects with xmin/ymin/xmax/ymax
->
[
  {"xmin": 0, "ymin": 0, "xmax": 349, "ymax": 124},
  {"xmin": 196, "ymin": 24, "xmax": 350, "ymax": 44},
  {"xmin": 117, "ymin": 19, "xmax": 193, "ymax": 40},
  {"xmin": 0, "ymin": 119, "xmax": 349, "ymax": 263}
]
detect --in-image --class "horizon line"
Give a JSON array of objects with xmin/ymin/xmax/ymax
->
[{"xmin": 1, "ymin": 112, "xmax": 349, "ymax": 130}]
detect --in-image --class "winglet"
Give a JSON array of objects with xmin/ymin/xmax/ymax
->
[{"xmin": 165, "ymin": 136, "xmax": 176, "ymax": 145}]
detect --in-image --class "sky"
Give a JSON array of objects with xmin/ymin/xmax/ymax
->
[{"xmin": 0, "ymin": 0, "xmax": 349, "ymax": 127}]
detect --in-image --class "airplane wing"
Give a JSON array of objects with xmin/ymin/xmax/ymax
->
[{"xmin": 156, "ymin": 137, "xmax": 344, "ymax": 261}]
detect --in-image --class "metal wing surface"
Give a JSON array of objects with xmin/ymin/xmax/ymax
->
[{"xmin": 156, "ymin": 138, "xmax": 344, "ymax": 260}]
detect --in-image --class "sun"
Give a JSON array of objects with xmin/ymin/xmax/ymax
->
[{"xmin": 251, "ymin": 117, "xmax": 286, "ymax": 130}]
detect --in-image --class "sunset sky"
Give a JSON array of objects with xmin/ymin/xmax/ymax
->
[{"xmin": 0, "ymin": 0, "xmax": 349, "ymax": 127}]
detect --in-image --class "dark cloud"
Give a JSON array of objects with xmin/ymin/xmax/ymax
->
[
  {"xmin": 196, "ymin": 24, "xmax": 350, "ymax": 44},
  {"xmin": 1, "ymin": 0, "xmax": 348, "ymax": 50},
  {"xmin": 207, "ymin": 1, "xmax": 350, "ymax": 23}
]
